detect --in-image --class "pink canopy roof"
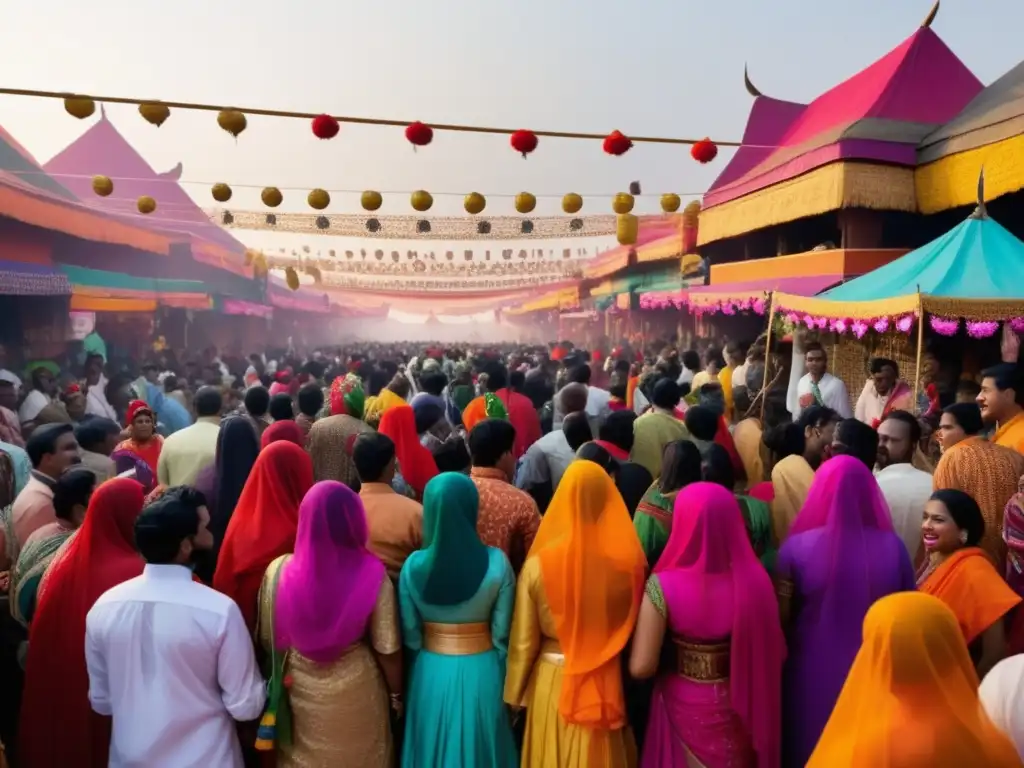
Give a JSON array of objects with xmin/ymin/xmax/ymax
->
[
  {"xmin": 44, "ymin": 111, "xmax": 248, "ymax": 271},
  {"xmin": 705, "ymin": 27, "xmax": 982, "ymax": 209}
]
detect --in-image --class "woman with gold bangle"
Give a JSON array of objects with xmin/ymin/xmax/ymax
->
[
  {"xmin": 505, "ymin": 461, "xmax": 646, "ymax": 767},
  {"xmin": 399, "ymin": 472, "xmax": 518, "ymax": 767}
]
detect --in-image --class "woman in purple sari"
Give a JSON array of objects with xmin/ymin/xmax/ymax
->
[
  {"xmin": 630, "ymin": 483, "xmax": 786, "ymax": 768},
  {"xmin": 256, "ymin": 481, "xmax": 404, "ymax": 767},
  {"xmin": 775, "ymin": 455, "xmax": 914, "ymax": 767}
]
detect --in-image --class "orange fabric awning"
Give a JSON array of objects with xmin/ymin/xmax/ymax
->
[{"xmin": 70, "ymin": 295, "xmax": 157, "ymax": 312}]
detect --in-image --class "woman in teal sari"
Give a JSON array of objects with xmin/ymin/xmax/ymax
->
[
  {"xmin": 399, "ymin": 472, "xmax": 518, "ymax": 767},
  {"xmin": 11, "ymin": 467, "xmax": 95, "ymax": 626},
  {"xmin": 703, "ymin": 443, "xmax": 777, "ymax": 571},
  {"xmin": 634, "ymin": 440, "xmax": 703, "ymax": 565}
]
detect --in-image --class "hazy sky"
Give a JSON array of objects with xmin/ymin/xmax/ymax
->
[{"xmin": 2, "ymin": 0, "xmax": 1022, "ymax": 269}]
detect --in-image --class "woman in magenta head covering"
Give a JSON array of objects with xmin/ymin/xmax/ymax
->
[
  {"xmin": 256, "ymin": 481, "xmax": 402, "ymax": 765},
  {"xmin": 775, "ymin": 455, "xmax": 915, "ymax": 767},
  {"xmin": 630, "ymin": 482, "xmax": 785, "ymax": 768}
]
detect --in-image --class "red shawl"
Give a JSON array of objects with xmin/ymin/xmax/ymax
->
[
  {"xmin": 20, "ymin": 477, "xmax": 146, "ymax": 768},
  {"xmin": 495, "ymin": 388, "xmax": 542, "ymax": 460},
  {"xmin": 379, "ymin": 404, "xmax": 439, "ymax": 500}
]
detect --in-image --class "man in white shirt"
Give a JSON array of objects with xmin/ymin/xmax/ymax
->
[
  {"xmin": 792, "ymin": 341, "xmax": 853, "ymax": 421},
  {"xmin": 86, "ymin": 486, "xmax": 265, "ymax": 768},
  {"xmin": 874, "ymin": 410, "xmax": 934, "ymax": 561},
  {"xmin": 517, "ymin": 384, "xmax": 588, "ymax": 508},
  {"xmin": 18, "ymin": 367, "xmax": 58, "ymax": 427},
  {"xmin": 82, "ymin": 353, "xmax": 119, "ymax": 421},
  {"xmin": 552, "ymin": 361, "xmax": 611, "ymax": 435}
]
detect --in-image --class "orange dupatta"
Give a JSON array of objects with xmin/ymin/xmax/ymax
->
[
  {"xmin": 808, "ymin": 592, "xmax": 1022, "ymax": 767},
  {"xmin": 529, "ymin": 461, "xmax": 646, "ymax": 729},
  {"xmin": 919, "ymin": 547, "xmax": 1021, "ymax": 645}
]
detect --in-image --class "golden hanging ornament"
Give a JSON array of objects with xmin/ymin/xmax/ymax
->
[
  {"xmin": 244, "ymin": 249, "xmax": 258, "ymax": 266},
  {"xmin": 660, "ymin": 193, "xmax": 682, "ymax": 213},
  {"xmin": 211, "ymin": 183, "xmax": 233, "ymax": 203},
  {"xmin": 612, "ymin": 193, "xmax": 635, "ymax": 215},
  {"xmin": 137, "ymin": 196, "xmax": 157, "ymax": 215},
  {"xmin": 616, "ymin": 213, "xmax": 638, "ymax": 245},
  {"xmin": 285, "ymin": 266, "xmax": 300, "ymax": 291},
  {"xmin": 217, "ymin": 110, "xmax": 247, "ymax": 137},
  {"xmin": 682, "ymin": 200, "xmax": 701, "ymax": 227},
  {"xmin": 261, "ymin": 187, "xmax": 283, "ymax": 208},
  {"xmin": 91, "ymin": 175, "xmax": 114, "ymax": 197},
  {"xmin": 361, "ymin": 190, "xmax": 383, "ymax": 212},
  {"xmin": 515, "ymin": 192, "xmax": 536, "ymax": 215},
  {"xmin": 562, "ymin": 193, "xmax": 583, "ymax": 214},
  {"xmin": 464, "ymin": 192, "xmax": 486, "ymax": 215},
  {"xmin": 308, "ymin": 188, "xmax": 330, "ymax": 210},
  {"xmin": 63, "ymin": 96, "xmax": 96, "ymax": 120},
  {"xmin": 411, "ymin": 190, "xmax": 433, "ymax": 212},
  {"xmin": 252, "ymin": 253, "xmax": 268, "ymax": 277},
  {"xmin": 138, "ymin": 102, "xmax": 170, "ymax": 127}
]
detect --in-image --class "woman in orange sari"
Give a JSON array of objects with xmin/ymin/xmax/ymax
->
[
  {"xmin": 918, "ymin": 488, "xmax": 1021, "ymax": 678},
  {"xmin": 114, "ymin": 399, "xmax": 163, "ymax": 474},
  {"xmin": 504, "ymin": 460, "xmax": 646, "ymax": 767},
  {"xmin": 808, "ymin": 592, "xmax": 1022, "ymax": 767}
]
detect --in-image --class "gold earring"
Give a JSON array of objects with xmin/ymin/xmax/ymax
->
[{"xmin": 959, "ymin": 532, "xmax": 968, "ymax": 544}]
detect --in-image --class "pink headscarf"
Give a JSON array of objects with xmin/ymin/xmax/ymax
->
[
  {"xmin": 654, "ymin": 483, "xmax": 785, "ymax": 768},
  {"xmin": 274, "ymin": 481, "xmax": 386, "ymax": 663}
]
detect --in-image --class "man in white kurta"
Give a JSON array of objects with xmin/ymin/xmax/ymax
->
[
  {"xmin": 874, "ymin": 411, "xmax": 934, "ymax": 562},
  {"xmin": 791, "ymin": 341, "xmax": 853, "ymax": 421},
  {"xmin": 85, "ymin": 487, "xmax": 265, "ymax": 768}
]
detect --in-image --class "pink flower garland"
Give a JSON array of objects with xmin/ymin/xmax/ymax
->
[
  {"xmin": 966, "ymin": 321, "xmax": 1000, "ymax": 338},
  {"xmin": 929, "ymin": 316, "xmax": 960, "ymax": 336}
]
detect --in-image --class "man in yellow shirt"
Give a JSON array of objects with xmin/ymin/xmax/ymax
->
[{"xmin": 979, "ymin": 363, "xmax": 1024, "ymax": 455}]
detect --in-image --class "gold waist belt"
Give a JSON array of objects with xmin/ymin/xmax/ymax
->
[
  {"xmin": 672, "ymin": 638, "xmax": 730, "ymax": 683},
  {"xmin": 422, "ymin": 621, "xmax": 492, "ymax": 655}
]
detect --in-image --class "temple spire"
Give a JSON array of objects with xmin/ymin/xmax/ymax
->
[
  {"xmin": 744, "ymin": 64, "xmax": 762, "ymax": 98},
  {"xmin": 921, "ymin": 0, "xmax": 940, "ymax": 28},
  {"xmin": 970, "ymin": 167, "xmax": 987, "ymax": 219}
]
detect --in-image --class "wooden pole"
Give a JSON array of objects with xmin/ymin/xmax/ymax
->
[
  {"xmin": 913, "ymin": 290, "xmax": 925, "ymax": 414},
  {"xmin": 760, "ymin": 293, "xmax": 777, "ymax": 422}
]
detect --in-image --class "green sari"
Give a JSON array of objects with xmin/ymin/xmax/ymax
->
[
  {"xmin": 634, "ymin": 484, "xmax": 678, "ymax": 566},
  {"xmin": 11, "ymin": 527, "xmax": 74, "ymax": 627},
  {"xmin": 735, "ymin": 495, "xmax": 776, "ymax": 572}
]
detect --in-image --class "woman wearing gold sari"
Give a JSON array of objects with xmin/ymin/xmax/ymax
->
[{"xmin": 505, "ymin": 461, "xmax": 647, "ymax": 767}]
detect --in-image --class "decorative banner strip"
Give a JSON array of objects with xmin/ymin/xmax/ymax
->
[{"xmin": 210, "ymin": 210, "xmax": 617, "ymax": 240}]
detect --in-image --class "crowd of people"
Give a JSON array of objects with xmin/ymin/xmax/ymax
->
[{"xmin": 1, "ymin": 330, "xmax": 1024, "ymax": 766}]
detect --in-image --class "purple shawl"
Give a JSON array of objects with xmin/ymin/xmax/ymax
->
[{"xmin": 274, "ymin": 481, "xmax": 386, "ymax": 662}]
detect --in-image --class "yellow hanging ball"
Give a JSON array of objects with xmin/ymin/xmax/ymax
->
[
  {"xmin": 91, "ymin": 175, "xmax": 114, "ymax": 197},
  {"xmin": 64, "ymin": 96, "xmax": 96, "ymax": 120},
  {"xmin": 683, "ymin": 200, "xmax": 701, "ymax": 227},
  {"xmin": 616, "ymin": 214, "xmax": 638, "ymax": 245},
  {"xmin": 308, "ymin": 188, "xmax": 331, "ymax": 210},
  {"xmin": 261, "ymin": 187, "xmax": 283, "ymax": 208},
  {"xmin": 137, "ymin": 196, "xmax": 157, "ymax": 215},
  {"xmin": 217, "ymin": 110, "xmax": 247, "ymax": 138},
  {"xmin": 612, "ymin": 193, "xmax": 635, "ymax": 215},
  {"xmin": 285, "ymin": 266, "xmax": 300, "ymax": 291},
  {"xmin": 244, "ymin": 250, "xmax": 257, "ymax": 266},
  {"xmin": 138, "ymin": 102, "xmax": 170, "ymax": 127},
  {"xmin": 562, "ymin": 193, "xmax": 583, "ymax": 214},
  {"xmin": 515, "ymin": 192, "xmax": 536, "ymax": 215},
  {"xmin": 464, "ymin": 192, "xmax": 486, "ymax": 215},
  {"xmin": 252, "ymin": 254, "xmax": 268, "ymax": 278},
  {"xmin": 411, "ymin": 190, "xmax": 433, "ymax": 212},
  {"xmin": 361, "ymin": 190, "xmax": 383, "ymax": 212},
  {"xmin": 211, "ymin": 183, "xmax": 233, "ymax": 203},
  {"xmin": 660, "ymin": 193, "xmax": 681, "ymax": 213}
]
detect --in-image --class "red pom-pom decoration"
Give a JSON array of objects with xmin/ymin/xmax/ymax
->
[
  {"xmin": 311, "ymin": 114, "xmax": 340, "ymax": 140},
  {"xmin": 690, "ymin": 138, "xmax": 719, "ymax": 164},
  {"xmin": 405, "ymin": 121, "xmax": 434, "ymax": 147},
  {"xmin": 603, "ymin": 130, "xmax": 633, "ymax": 156},
  {"xmin": 510, "ymin": 129, "xmax": 538, "ymax": 158}
]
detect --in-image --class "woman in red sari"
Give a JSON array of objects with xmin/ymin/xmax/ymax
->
[
  {"xmin": 260, "ymin": 418, "xmax": 306, "ymax": 449},
  {"xmin": 115, "ymin": 399, "xmax": 163, "ymax": 474},
  {"xmin": 213, "ymin": 440, "xmax": 313, "ymax": 631},
  {"xmin": 19, "ymin": 477, "xmax": 146, "ymax": 768},
  {"xmin": 378, "ymin": 404, "xmax": 438, "ymax": 501}
]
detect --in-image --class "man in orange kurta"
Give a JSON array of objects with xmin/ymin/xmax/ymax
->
[{"xmin": 979, "ymin": 363, "xmax": 1024, "ymax": 455}]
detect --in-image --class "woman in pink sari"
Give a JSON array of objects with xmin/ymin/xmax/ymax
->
[{"xmin": 630, "ymin": 482, "xmax": 785, "ymax": 768}]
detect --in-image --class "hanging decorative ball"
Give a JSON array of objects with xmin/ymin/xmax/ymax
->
[
  {"xmin": 285, "ymin": 266, "xmax": 300, "ymax": 291},
  {"xmin": 464, "ymin": 192, "xmax": 486, "ymax": 215},
  {"xmin": 690, "ymin": 138, "xmax": 719, "ymax": 164},
  {"xmin": 137, "ymin": 196, "xmax": 157, "ymax": 215},
  {"xmin": 510, "ymin": 129, "xmax": 539, "ymax": 158},
  {"xmin": 477, "ymin": 221, "xmax": 492, "ymax": 235},
  {"xmin": 562, "ymin": 193, "xmax": 583, "ymax": 214},
  {"xmin": 612, "ymin": 193, "xmax": 635, "ymax": 215},
  {"xmin": 245, "ymin": 250, "xmax": 257, "ymax": 266},
  {"xmin": 682, "ymin": 200, "xmax": 702, "ymax": 227},
  {"xmin": 222, "ymin": 211, "xmax": 234, "ymax": 225},
  {"xmin": 616, "ymin": 213, "xmax": 639, "ymax": 245},
  {"xmin": 366, "ymin": 218, "xmax": 382, "ymax": 233},
  {"xmin": 660, "ymin": 193, "xmax": 682, "ymax": 213},
  {"xmin": 515, "ymin": 192, "xmax": 536, "ymax": 215},
  {"xmin": 411, "ymin": 190, "xmax": 433, "ymax": 212},
  {"xmin": 308, "ymin": 188, "xmax": 330, "ymax": 210},
  {"xmin": 329, "ymin": 249, "xmax": 336, "ymax": 258},
  {"xmin": 265, "ymin": 213, "xmax": 277, "ymax": 226},
  {"xmin": 311, "ymin": 114, "xmax": 340, "ymax": 140},
  {"xmin": 217, "ymin": 110, "xmax": 247, "ymax": 138},
  {"xmin": 361, "ymin": 190, "xmax": 383, "ymax": 212},
  {"xmin": 315, "ymin": 215, "xmax": 330, "ymax": 230},
  {"xmin": 91, "ymin": 175, "xmax": 114, "ymax": 197},
  {"xmin": 405, "ymin": 121, "xmax": 434, "ymax": 147},
  {"xmin": 138, "ymin": 102, "xmax": 170, "ymax": 127},
  {"xmin": 417, "ymin": 219, "xmax": 432, "ymax": 234},
  {"xmin": 261, "ymin": 187, "xmax": 283, "ymax": 207},
  {"xmin": 211, "ymin": 183, "xmax": 233, "ymax": 203},
  {"xmin": 569, "ymin": 218, "xmax": 584, "ymax": 231},
  {"xmin": 521, "ymin": 220, "xmax": 534, "ymax": 235},
  {"xmin": 629, "ymin": 181, "xmax": 642, "ymax": 195},
  {"xmin": 252, "ymin": 254, "xmax": 268, "ymax": 278},
  {"xmin": 603, "ymin": 130, "xmax": 633, "ymax": 156},
  {"xmin": 64, "ymin": 96, "xmax": 96, "ymax": 120}
]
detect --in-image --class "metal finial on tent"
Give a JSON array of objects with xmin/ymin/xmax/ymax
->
[
  {"xmin": 921, "ymin": 0, "xmax": 940, "ymax": 28},
  {"xmin": 744, "ymin": 64, "xmax": 762, "ymax": 98},
  {"xmin": 970, "ymin": 167, "xmax": 988, "ymax": 219}
]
